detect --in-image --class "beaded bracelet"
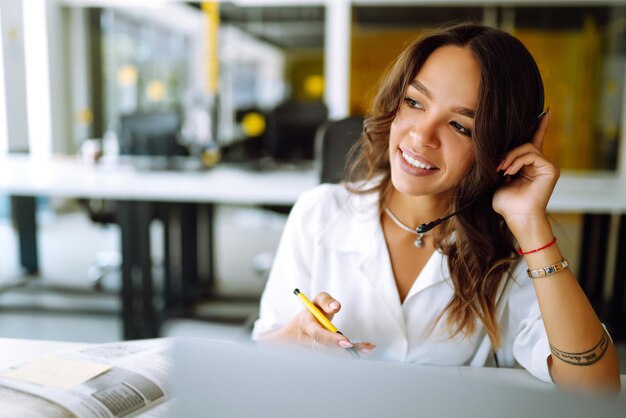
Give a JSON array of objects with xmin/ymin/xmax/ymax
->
[{"xmin": 527, "ymin": 257, "xmax": 569, "ymax": 279}]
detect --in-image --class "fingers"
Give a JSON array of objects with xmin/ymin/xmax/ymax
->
[
  {"xmin": 300, "ymin": 292, "xmax": 378, "ymax": 355},
  {"xmin": 497, "ymin": 143, "xmax": 541, "ymax": 174},
  {"xmin": 295, "ymin": 292, "xmax": 349, "ymax": 350},
  {"xmin": 498, "ymin": 143, "xmax": 558, "ymax": 179},
  {"xmin": 311, "ymin": 292, "xmax": 341, "ymax": 319},
  {"xmin": 294, "ymin": 292, "xmax": 377, "ymax": 357},
  {"xmin": 302, "ymin": 315, "xmax": 350, "ymax": 349},
  {"xmin": 501, "ymin": 152, "xmax": 546, "ymax": 177},
  {"xmin": 497, "ymin": 108, "xmax": 551, "ymax": 172},
  {"xmin": 354, "ymin": 342, "xmax": 377, "ymax": 356},
  {"xmin": 531, "ymin": 107, "xmax": 550, "ymax": 151}
]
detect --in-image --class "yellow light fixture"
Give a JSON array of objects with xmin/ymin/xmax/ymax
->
[
  {"xmin": 201, "ymin": 147, "xmax": 221, "ymax": 167},
  {"xmin": 117, "ymin": 65, "xmax": 138, "ymax": 87},
  {"xmin": 304, "ymin": 74, "xmax": 324, "ymax": 99},
  {"xmin": 241, "ymin": 112, "xmax": 266, "ymax": 137},
  {"xmin": 75, "ymin": 108, "xmax": 93, "ymax": 125},
  {"xmin": 146, "ymin": 79, "xmax": 166, "ymax": 102}
]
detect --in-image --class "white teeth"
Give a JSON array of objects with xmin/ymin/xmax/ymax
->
[{"xmin": 402, "ymin": 152, "xmax": 434, "ymax": 170}]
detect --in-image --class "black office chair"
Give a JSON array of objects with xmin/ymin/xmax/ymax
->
[
  {"xmin": 315, "ymin": 115, "xmax": 365, "ymax": 184},
  {"xmin": 265, "ymin": 99, "xmax": 329, "ymax": 162}
]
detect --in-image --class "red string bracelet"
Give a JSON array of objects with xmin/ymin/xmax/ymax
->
[{"xmin": 517, "ymin": 237, "xmax": 557, "ymax": 255}]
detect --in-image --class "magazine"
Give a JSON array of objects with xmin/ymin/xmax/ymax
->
[{"xmin": 0, "ymin": 340, "xmax": 172, "ymax": 418}]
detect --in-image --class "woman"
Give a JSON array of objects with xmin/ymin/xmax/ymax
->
[{"xmin": 252, "ymin": 22, "xmax": 620, "ymax": 391}]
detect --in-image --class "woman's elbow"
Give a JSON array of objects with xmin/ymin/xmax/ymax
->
[{"xmin": 549, "ymin": 350, "xmax": 622, "ymax": 395}]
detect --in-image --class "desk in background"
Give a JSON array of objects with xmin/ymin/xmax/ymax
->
[
  {"xmin": 1, "ymin": 155, "xmax": 625, "ymax": 340},
  {"xmin": 0, "ymin": 155, "xmax": 317, "ymax": 339}
]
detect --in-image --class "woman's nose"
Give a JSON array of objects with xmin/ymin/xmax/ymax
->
[{"xmin": 409, "ymin": 116, "xmax": 440, "ymax": 148}]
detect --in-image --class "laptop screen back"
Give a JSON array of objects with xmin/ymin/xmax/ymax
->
[{"xmin": 172, "ymin": 338, "xmax": 625, "ymax": 418}]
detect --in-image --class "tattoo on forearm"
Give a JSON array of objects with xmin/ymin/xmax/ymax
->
[{"xmin": 550, "ymin": 329, "xmax": 609, "ymax": 366}]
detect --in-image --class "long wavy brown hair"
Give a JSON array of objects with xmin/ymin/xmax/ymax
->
[{"xmin": 347, "ymin": 22, "xmax": 545, "ymax": 348}]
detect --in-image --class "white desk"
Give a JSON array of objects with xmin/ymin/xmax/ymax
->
[
  {"xmin": 550, "ymin": 172, "xmax": 626, "ymax": 213},
  {"xmin": 0, "ymin": 155, "xmax": 318, "ymax": 205},
  {"xmin": 1, "ymin": 155, "xmax": 625, "ymax": 340}
]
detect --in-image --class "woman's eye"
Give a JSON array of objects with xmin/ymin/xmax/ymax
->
[
  {"xmin": 450, "ymin": 121, "xmax": 472, "ymax": 137},
  {"xmin": 403, "ymin": 97, "xmax": 423, "ymax": 110}
]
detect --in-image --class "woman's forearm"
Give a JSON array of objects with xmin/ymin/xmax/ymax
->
[{"xmin": 509, "ymin": 214, "xmax": 620, "ymax": 391}]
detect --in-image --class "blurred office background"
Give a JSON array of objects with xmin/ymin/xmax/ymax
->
[{"xmin": 0, "ymin": 0, "xmax": 625, "ymax": 369}]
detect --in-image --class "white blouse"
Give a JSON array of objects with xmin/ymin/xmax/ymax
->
[{"xmin": 252, "ymin": 183, "xmax": 552, "ymax": 382}]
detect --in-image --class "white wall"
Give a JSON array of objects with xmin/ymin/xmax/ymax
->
[
  {"xmin": 24, "ymin": 0, "xmax": 53, "ymax": 157},
  {"xmin": 0, "ymin": 0, "xmax": 29, "ymax": 153},
  {"xmin": 0, "ymin": 2, "xmax": 7, "ymax": 154}
]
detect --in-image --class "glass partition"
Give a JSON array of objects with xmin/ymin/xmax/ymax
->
[{"xmin": 100, "ymin": 9, "xmax": 190, "ymax": 133}]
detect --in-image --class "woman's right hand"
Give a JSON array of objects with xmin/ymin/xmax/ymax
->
[{"xmin": 259, "ymin": 292, "xmax": 376, "ymax": 357}]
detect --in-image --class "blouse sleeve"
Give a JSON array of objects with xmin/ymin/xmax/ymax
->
[
  {"xmin": 505, "ymin": 261, "xmax": 553, "ymax": 383},
  {"xmin": 250, "ymin": 186, "xmax": 325, "ymax": 340}
]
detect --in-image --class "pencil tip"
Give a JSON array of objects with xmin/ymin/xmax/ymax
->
[{"xmin": 293, "ymin": 288, "xmax": 300, "ymax": 295}]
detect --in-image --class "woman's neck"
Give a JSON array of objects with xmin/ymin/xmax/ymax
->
[{"xmin": 384, "ymin": 189, "xmax": 450, "ymax": 230}]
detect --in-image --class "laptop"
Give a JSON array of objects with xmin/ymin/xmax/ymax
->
[{"xmin": 171, "ymin": 337, "xmax": 625, "ymax": 418}]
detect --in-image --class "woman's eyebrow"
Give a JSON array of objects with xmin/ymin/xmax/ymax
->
[
  {"xmin": 409, "ymin": 80, "xmax": 431, "ymax": 99},
  {"xmin": 410, "ymin": 80, "xmax": 475, "ymax": 119},
  {"xmin": 452, "ymin": 106, "xmax": 475, "ymax": 119}
]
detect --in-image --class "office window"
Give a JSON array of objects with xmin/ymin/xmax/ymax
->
[{"xmin": 100, "ymin": 10, "xmax": 190, "ymax": 132}]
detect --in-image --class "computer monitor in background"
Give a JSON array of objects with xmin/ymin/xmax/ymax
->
[
  {"xmin": 118, "ymin": 111, "xmax": 186, "ymax": 157},
  {"xmin": 264, "ymin": 99, "xmax": 328, "ymax": 161}
]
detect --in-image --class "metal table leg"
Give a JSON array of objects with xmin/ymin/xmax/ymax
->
[
  {"xmin": 161, "ymin": 202, "xmax": 214, "ymax": 320},
  {"xmin": 117, "ymin": 200, "xmax": 157, "ymax": 340},
  {"xmin": 11, "ymin": 196, "xmax": 39, "ymax": 274},
  {"xmin": 117, "ymin": 200, "xmax": 216, "ymax": 339},
  {"xmin": 180, "ymin": 202, "xmax": 198, "ymax": 306}
]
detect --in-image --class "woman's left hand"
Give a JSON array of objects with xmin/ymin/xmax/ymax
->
[{"xmin": 492, "ymin": 109, "xmax": 559, "ymax": 227}]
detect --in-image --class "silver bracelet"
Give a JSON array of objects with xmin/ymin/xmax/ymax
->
[{"xmin": 527, "ymin": 257, "xmax": 569, "ymax": 279}]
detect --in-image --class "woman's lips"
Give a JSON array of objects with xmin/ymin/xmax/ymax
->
[{"xmin": 397, "ymin": 148, "xmax": 439, "ymax": 177}]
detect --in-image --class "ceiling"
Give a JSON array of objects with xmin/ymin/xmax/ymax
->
[
  {"xmin": 189, "ymin": 2, "xmax": 325, "ymax": 51},
  {"xmin": 187, "ymin": 2, "xmax": 620, "ymax": 51}
]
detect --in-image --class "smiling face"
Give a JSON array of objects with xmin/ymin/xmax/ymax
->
[{"xmin": 389, "ymin": 45, "xmax": 481, "ymax": 201}]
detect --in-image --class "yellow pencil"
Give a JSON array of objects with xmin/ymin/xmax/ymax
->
[{"xmin": 293, "ymin": 288, "xmax": 360, "ymax": 359}]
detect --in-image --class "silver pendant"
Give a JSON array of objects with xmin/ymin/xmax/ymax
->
[{"xmin": 414, "ymin": 233, "xmax": 425, "ymax": 248}]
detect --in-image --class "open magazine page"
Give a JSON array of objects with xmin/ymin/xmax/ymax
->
[
  {"xmin": 0, "ymin": 339, "xmax": 172, "ymax": 418},
  {"xmin": 133, "ymin": 401, "xmax": 171, "ymax": 418}
]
